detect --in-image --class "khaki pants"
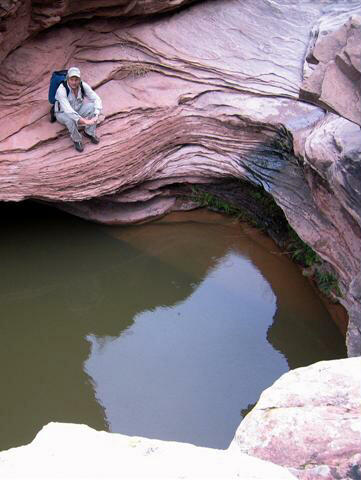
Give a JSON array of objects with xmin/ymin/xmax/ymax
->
[{"xmin": 55, "ymin": 103, "xmax": 97, "ymax": 142}]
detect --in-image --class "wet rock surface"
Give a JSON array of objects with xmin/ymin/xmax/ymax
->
[{"xmin": 233, "ymin": 357, "xmax": 361, "ymax": 480}]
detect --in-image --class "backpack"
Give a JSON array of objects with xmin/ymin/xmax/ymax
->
[{"xmin": 48, "ymin": 70, "xmax": 85, "ymax": 123}]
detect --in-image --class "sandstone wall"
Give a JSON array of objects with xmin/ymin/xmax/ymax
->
[
  {"xmin": 0, "ymin": 0, "xmax": 195, "ymax": 64},
  {"xmin": 0, "ymin": 1, "xmax": 360, "ymax": 354}
]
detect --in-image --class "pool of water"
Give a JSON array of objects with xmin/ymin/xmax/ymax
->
[{"xmin": 0, "ymin": 204, "xmax": 346, "ymax": 451}]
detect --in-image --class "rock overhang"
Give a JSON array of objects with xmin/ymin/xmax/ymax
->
[{"xmin": 0, "ymin": 0, "xmax": 361, "ymax": 353}]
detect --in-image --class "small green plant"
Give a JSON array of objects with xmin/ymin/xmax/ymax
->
[
  {"xmin": 250, "ymin": 191, "xmax": 262, "ymax": 201},
  {"xmin": 191, "ymin": 187, "xmax": 239, "ymax": 216},
  {"xmin": 315, "ymin": 271, "xmax": 342, "ymax": 297},
  {"xmin": 287, "ymin": 229, "xmax": 321, "ymax": 267},
  {"xmin": 190, "ymin": 183, "xmax": 342, "ymax": 301}
]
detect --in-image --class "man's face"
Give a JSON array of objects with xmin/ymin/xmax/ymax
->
[{"xmin": 68, "ymin": 76, "xmax": 81, "ymax": 90}]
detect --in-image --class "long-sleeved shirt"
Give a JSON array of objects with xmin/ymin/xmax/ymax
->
[{"xmin": 55, "ymin": 81, "xmax": 102, "ymax": 123}]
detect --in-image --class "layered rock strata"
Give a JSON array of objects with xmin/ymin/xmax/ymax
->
[
  {"xmin": 0, "ymin": 0, "xmax": 195, "ymax": 65},
  {"xmin": 0, "ymin": 0, "xmax": 361, "ymax": 355},
  {"xmin": 300, "ymin": 12, "xmax": 361, "ymax": 126}
]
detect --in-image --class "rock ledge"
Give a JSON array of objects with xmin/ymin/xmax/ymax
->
[{"xmin": 0, "ymin": 422, "xmax": 296, "ymax": 479}]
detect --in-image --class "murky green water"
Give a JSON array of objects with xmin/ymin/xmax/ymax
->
[{"xmin": 0, "ymin": 203, "xmax": 346, "ymax": 451}]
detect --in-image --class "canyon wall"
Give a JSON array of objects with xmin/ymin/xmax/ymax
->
[
  {"xmin": 0, "ymin": 2, "xmax": 361, "ymax": 478},
  {"xmin": 0, "ymin": 0, "xmax": 360, "ymax": 354}
]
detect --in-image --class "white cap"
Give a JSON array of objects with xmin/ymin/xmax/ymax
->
[{"xmin": 67, "ymin": 67, "xmax": 81, "ymax": 78}]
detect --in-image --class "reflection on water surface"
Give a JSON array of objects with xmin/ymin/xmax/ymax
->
[{"xmin": 0, "ymin": 204, "xmax": 346, "ymax": 451}]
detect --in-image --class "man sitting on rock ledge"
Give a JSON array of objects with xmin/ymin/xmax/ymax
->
[{"xmin": 55, "ymin": 67, "xmax": 102, "ymax": 152}]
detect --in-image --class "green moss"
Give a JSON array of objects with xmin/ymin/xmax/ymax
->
[
  {"xmin": 191, "ymin": 184, "xmax": 285, "ymax": 231},
  {"xmin": 315, "ymin": 271, "xmax": 342, "ymax": 298},
  {"xmin": 285, "ymin": 230, "xmax": 342, "ymax": 299},
  {"xmin": 191, "ymin": 187, "xmax": 240, "ymax": 216},
  {"xmin": 287, "ymin": 229, "xmax": 321, "ymax": 267}
]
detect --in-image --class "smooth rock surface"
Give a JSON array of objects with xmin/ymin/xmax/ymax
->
[
  {"xmin": 0, "ymin": 0, "xmax": 195, "ymax": 65},
  {"xmin": 300, "ymin": 10, "xmax": 361, "ymax": 126},
  {"xmin": 0, "ymin": 422, "xmax": 297, "ymax": 479},
  {"xmin": 233, "ymin": 357, "xmax": 361, "ymax": 480}
]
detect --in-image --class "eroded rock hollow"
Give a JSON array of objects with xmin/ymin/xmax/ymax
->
[{"xmin": 0, "ymin": 0, "xmax": 361, "ymax": 355}]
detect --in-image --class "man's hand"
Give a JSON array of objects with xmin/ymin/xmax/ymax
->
[{"xmin": 79, "ymin": 116, "xmax": 98, "ymax": 126}]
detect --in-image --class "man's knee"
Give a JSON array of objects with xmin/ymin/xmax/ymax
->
[
  {"xmin": 56, "ymin": 112, "xmax": 76, "ymax": 128},
  {"xmin": 79, "ymin": 103, "xmax": 95, "ymax": 118}
]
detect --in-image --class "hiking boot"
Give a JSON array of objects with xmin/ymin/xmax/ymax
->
[
  {"xmin": 74, "ymin": 141, "xmax": 84, "ymax": 152},
  {"xmin": 84, "ymin": 132, "xmax": 100, "ymax": 144}
]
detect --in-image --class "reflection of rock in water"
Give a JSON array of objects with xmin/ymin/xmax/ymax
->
[
  {"xmin": 0, "ymin": 202, "xmax": 201, "ymax": 336},
  {"xmin": 102, "ymin": 209, "xmax": 242, "ymax": 284},
  {"xmin": 0, "ymin": 202, "xmax": 346, "ymax": 451},
  {"xmin": 0, "ymin": 202, "xmax": 204, "ymax": 451},
  {"xmin": 1, "ymin": 204, "xmax": 246, "ymax": 450},
  {"xmin": 202, "ymin": 221, "xmax": 347, "ymax": 370},
  {"xmin": 267, "ymin": 306, "xmax": 346, "ymax": 371},
  {"xmin": 239, "ymin": 230, "xmax": 347, "ymax": 369}
]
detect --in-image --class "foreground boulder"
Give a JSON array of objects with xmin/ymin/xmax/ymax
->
[
  {"xmin": 233, "ymin": 357, "xmax": 361, "ymax": 480},
  {"xmin": 0, "ymin": 422, "xmax": 296, "ymax": 479}
]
